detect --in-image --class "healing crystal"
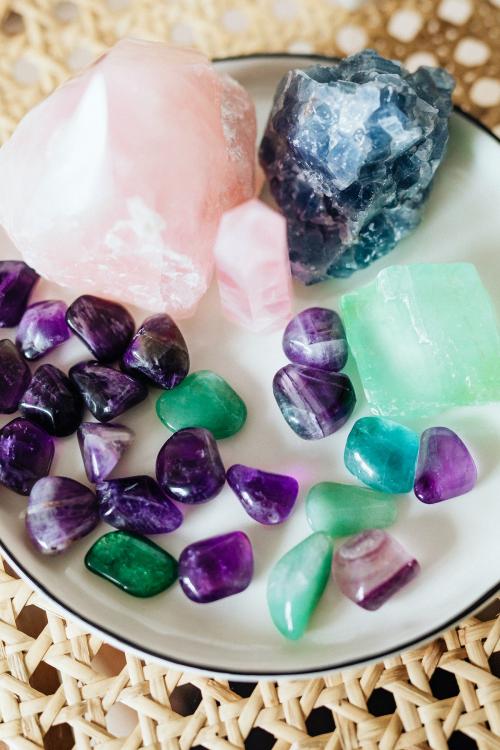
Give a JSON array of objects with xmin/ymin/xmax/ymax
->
[
  {"xmin": 333, "ymin": 529, "xmax": 419, "ymax": 610},
  {"xmin": 0, "ymin": 40, "xmax": 257, "ymax": 318},
  {"xmin": 85, "ymin": 530, "xmax": 178, "ymax": 597},
  {"xmin": 0, "ymin": 260, "xmax": 38, "ymax": 327},
  {"xmin": 283, "ymin": 307, "xmax": 347, "ymax": 372},
  {"xmin": 259, "ymin": 50, "xmax": 454, "ymax": 283},
  {"xmin": 156, "ymin": 370, "xmax": 247, "ymax": 439},
  {"xmin": 414, "ymin": 426, "xmax": 477, "ymax": 503},
  {"xmin": 226, "ymin": 464, "xmax": 298, "ymax": 524},
  {"xmin": 26, "ymin": 476, "xmax": 99, "ymax": 555},
  {"xmin": 0, "ymin": 339, "xmax": 31, "ymax": 413},
  {"xmin": 178, "ymin": 531, "xmax": 253, "ymax": 603},
  {"xmin": 306, "ymin": 482, "xmax": 397, "ymax": 537},
  {"xmin": 122, "ymin": 314, "xmax": 189, "ymax": 389},
  {"xmin": 156, "ymin": 428, "xmax": 225, "ymax": 504},
  {"xmin": 214, "ymin": 198, "xmax": 292, "ymax": 333},
  {"xmin": 97, "ymin": 475, "xmax": 183, "ymax": 534},
  {"xmin": 267, "ymin": 532, "xmax": 332, "ymax": 640},
  {"xmin": 0, "ymin": 418, "xmax": 54, "ymax": 495},
  {"xmin": 77, "ymin": 422, "xmax": 134, "ymax": 483},
  {"xmin": 16, "ymin": 300, "xmax": 71, "ymax": 361},
  {"xmin": 70, "ymin": 361, "xmax": 148, "ymax": 423},
  {"xmin": 273, "ymin": 364, "xmax": 356, "ymax": 440},
  {"xmin": 341, "ymin": 263, "xmax": 500, "ymax": 417},
  {"xmin": 344, "ymin": 417, "xmax": 419, "ymax": 493},
  {"xmin": 66, "ymin": 295, "xmax": 135, "ymax": 363},
  {"xmin": 19, "ymin": 364, "xmax": 83, "ymax": 436}
]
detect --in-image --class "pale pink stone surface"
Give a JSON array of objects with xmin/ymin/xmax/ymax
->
[
  {"xmin": 214, "ymin": 198, "xmax": 293, "ymax": 333},
  {"xmin": 220, "ymin": 73, "xmax": 257, "ymax": 209},
  {"xmin": 0, "ymin": 39, "xmax": 257, "ymax": 318}
]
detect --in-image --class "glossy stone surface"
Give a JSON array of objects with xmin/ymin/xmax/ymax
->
[
  {"xmin": 156, "ymin": 370, "xmax": 247, "ymax": 439},
  {"xmin": 273, "ymin": 364, "xmax": 356, "ymax": 440},
  {"xmin": 97, "ymin": 475, "xmax": 183, "ymax": 534},
  {"xmin": 306, "ymin": 482, "xmax": 397, "ymax": 537},
  {"xmin": 178, "ymin": 531, "xmax": 253, "ymax": 603},
  {"xmin": 70, "ymin": 361, "xmax": 148, "ymax": 423},
  {"xmin": 85, "ymin": 530, "xmax": 178, "ymax": 597},
  {"xmin": 122, "ymin": 314, "xmax": 189, "ymax": 389},
  {"xmin": 414, "ymin": 426, "xmax": 477, "ymax": 503},
  {"xmin": 77, "ymin": 422, "xmax": 134, "ymax": 483},
  {"xmin": 267, "ymin": 532, "xmax": 332, "ymax": 640},
  {"xmin": 227, "ymin": 464, "xmax": 298, "ymax": 524},
  {"xmin": 259, "ymin": 50, "xmax": 454, "ymax": 283},
  {"xmin": 333, "ymin": 530, "xmax": 419, "ymax": 610},
  {"xmin": 66, "ymin": 295, "xmax": 135, "ymax": 363},
  {"xmin": 341, "ymin": 263, "xmax": 500, "ymax": 417},
  {"xmin": 16, "ymin": 300, "xmax": 70, "ymax": 361},
  {"xmin": 26, "ymin": 477, "xmax": 99, "ymax": 555},
  {"xmin": 283, "ymin": 307, "xmax": 347, "ymax": 371},
  {"xmin": 345, "ymin": 417, "xmax": 419, "ymax": 493},
  {"xmin": 0, "ymin": 418, "xmax": 54, "ymax": 495},
  {"xmin": 0, "ymin": 261, "xmax": 38, "ymax": 327},
  {"xmin": 0, "ymin": 339, "xmax": 31, "ymax": 413},
  {"xmin": 19, "ymin": 364, "xmax": 83, "ymax": 437},
  {"xmin": 156, "ymin": 428, "xmax": 225, "ymax": 504}
]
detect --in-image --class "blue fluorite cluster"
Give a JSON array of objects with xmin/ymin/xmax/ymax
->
[{"xmin": 259, "ymin": 50, "xmax": 454, "ymax": 284}]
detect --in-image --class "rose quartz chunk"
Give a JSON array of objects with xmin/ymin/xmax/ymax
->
[
  {"xmin": 0, "ymin": 40, "xmax": 257, "ymax": 318},
  {"xmin": 214, "ymin": 199, "xmax": 293, "ymax": 332}
]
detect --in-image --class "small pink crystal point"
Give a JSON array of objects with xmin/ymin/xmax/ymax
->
[{"xmin": 214, "ymin": 198, "xmax": 293, "ymax": 333}]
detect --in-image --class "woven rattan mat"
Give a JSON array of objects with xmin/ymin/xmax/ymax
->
[{"xmin": 0, "ymin": 1, "xmax": 499, "ymax": 748}]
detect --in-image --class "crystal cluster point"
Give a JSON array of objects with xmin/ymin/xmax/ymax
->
[
  {"xmin": 97, "ymin": 475, "xmax": 183, "ymax": 534},
  {"xmin": 0, "ymin": 261, "xmax": 38, "ymax": 327},
  {"xmin": 414, "ymin": 426, "xmax": 477, "ymax": 503},
  {"xmin": 0, "ymin": 418, "xmax": 54, "ymax": 495},
  {"xmin": 122, "ymin": 314, "xmax": 189, "ymax": 389},
  {"xmin": 77, "ymin": 422, "xmax": 134, "ymax": 483},
  {"xmin": 0, "ymin": 339, "xmax": 31, "ymax": 413},
  {"xmin": 17, "ymin": 300, "xmax": 71, "ymax": 360},
  {"xmin": 283, "ymin": 307, "xmax": 347, "ymax": 371},
  {"xmin": 226, "ymin": 464, "xmax": 298, "ymax": 524}
]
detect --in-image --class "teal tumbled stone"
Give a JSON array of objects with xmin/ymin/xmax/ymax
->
[{"xmin": 306, "ymin": 482, "xmax": 397, "ymax": 537}]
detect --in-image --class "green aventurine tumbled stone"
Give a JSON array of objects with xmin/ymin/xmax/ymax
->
[
  {"xmin": 267, "ymin": 532, "xmax": 332, "ymax": 640},
  {"xmin": 306, "ymin": 482, "xmax": 398, "ymax": 537},
  {"xmin": 156, "ymin": 370, "xmax": 247, "ymax": 439},
  {"xmin": 85, "ymin": 530, "xmax": 178, "ymax": 597}
]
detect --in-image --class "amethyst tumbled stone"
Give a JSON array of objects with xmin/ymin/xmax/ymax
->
[
  {"xmin": 0, "ymin": 339, "xmax": 31, "ymax": 413},
  {"xmin": 227, "ymin": 464, "xmax": 298, "ymax": 524},
  {"xmin": 414, "ymin": 426, "xmax": 477, "ymax": 503},
  {"xmin": 66, "ymin": 295, "xmax": 135, "ymax": 362},
  {"xmin": 156, "ymin": 427, "xmax": 225, "ymax": 504},
  {"xmin": 26, "ymin": 476, "xmax": 99, "ymax": 554},
  {"xmin": 78, "ymin": 422, "xmax": 134, "ymax": 483},
  {"xmin": 19, "ymin": 364, "xmax": 83, "ymax": 436},
  {"xmin": 179, "ymin": 531, "xmax": 253, "ymax": 603},
  {"xmin": 122, "ymin": 314, "xmax": 189, "ymax": 389},
  {"xmin": 0, "ymin": 418, "xmax": 54, "ymax": 495},
  {"xmin": 16, "ymin": 300, "xmax": 71, "ymax": 360},
  {"xmin": 283, "ymin": 307, "xmax": 348, "ymax": 371},
  {"xmin": 70, "ymin": 361, "xmax": 148, "ymax": 423},
  {"xmin": 97, "ymin": 475, "xmax": 183, "ymax": 535},
  {"xmin": 0, "ymin": 260, "xmax": 39, "ymax": 327}
]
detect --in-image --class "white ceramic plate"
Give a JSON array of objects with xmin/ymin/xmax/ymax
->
[{"xmin": 1, "ymin": 55, "xmax": 499, "ymax": 680}]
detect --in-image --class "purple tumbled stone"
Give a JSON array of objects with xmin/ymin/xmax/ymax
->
[
  {"xmin": 0, "ymin": 260, "xmax": 39, "ymax": 327},
  {"xmin": 19, "ymin": 364, "xmax": 83, "ymax": 436},
  {"xmin": 26, "ymin": 476, "xmax": 99, "ymax": 555},
  {"xmin": 273, "ymin": 364, "xmax": 356, "ymax": 440},
  {"xmin": 97, "ymin": 475, "xmax": 183, "ymax": 535},
  {"xmin": 414, "ymin": 426, "xmax": 477, "ymax": 503},
  {"xmin": 0, "ymin": 339, "xmax": 31, "ymax": 413},
  {"xmin": 227, "ymin": 464, "xmax": 298, "ymax": 524},
  {"xmin": 179, "ymin": 531, "xmax": 253, "ymax": 603},
  {"xmin": 77, "ymin": 422, "xmax": 134, "ymax": 483},
  {"xmin": 122, "ymin": 314, "xmax": 189, "ymax": 389},
  {"xmin": 66, "ymin": 295, "xmax": 135, "ymax": 363},
  {"xmin": 16, "ymin": 300, "xmax": 71, "ymax": 360},
  {"xmin": 156, "ymin": 427, "xmax": 225, "ymax": 504},
  {"xmin": 69, "ymin": 361, "xmax": 148, "ymax": 423},
  {"xmin": 283, "ymin": 307, "xmax": 348, "ymax": 371},
  {"xmin": 0, "ymin": 418, "xmax": 54, "ymax": 495}
]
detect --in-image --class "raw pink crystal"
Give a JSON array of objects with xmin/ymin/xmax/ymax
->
[
  {"xmin": 214, "ymin": 199, "xmax": 293, "ymax": 332},
  {"xmin": 0, "ymin": 40, "xmax": 257, "ymax": 318}
]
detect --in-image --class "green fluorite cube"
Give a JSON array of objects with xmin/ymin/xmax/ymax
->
[
  {"xmin": 341, "ymin": 263, "xmax": 500, "ymax": 417},
  {"xmin": 306, "ymin": 482, "xmax": 397, "ymax": 536}
]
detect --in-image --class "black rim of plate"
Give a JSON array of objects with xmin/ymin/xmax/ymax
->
[{"xmin": 1, "ymin": 52, "xmax": 499, "ymax": 678}]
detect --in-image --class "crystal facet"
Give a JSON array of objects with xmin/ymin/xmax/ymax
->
[
  {"xmin": 16, "ymin": 300, "xmax": 71, "ymax": 361},
  {"xmin": 97, "ymin": 475, "xmax": 183, "ymax": 534},
  {"xmin": 19, "ymin": 364, "xmax": 83, "ymax": 436},
  {"xmin": 267, "ymin": 532, "xmax": 333, "ymax": 640},
  {"xmin": 273, "ymin": 364, "xmax": 356, "ymax": 440},
  {"xmin": 70, "ymin": 361, "xmax": 148, "ymax": 423},
  {"xmin": 306, "ymin": 482, "xmax": 397, "ymax": 537},
  {"xmin": 0, "ymin": 339, "xmax": 31, "ymax": 413},
  {"xmin": 0, "ymin": 418, "xmax": 54, "ymax": 495},
  {"xmin": 66, "ymin": 295, "xmax": 135, "ymax": 363},
  {"xmin": 122, "ymin": 314, "xmax": 189, "ymax": 389},
  {"xmin": 77, "ymin": 422, "xmax": 134, "ymax": 483},
  {"xmin": 178, "ymin": 531, "xmax": 253, "ymax": 603},
  {"xmin": 227, "ymin": 464, "xmax": 298, "ymax": 524},
  {"xmin": 333, "ymin": 530, "xmax": 419, "ymax": 610},
  {"xmin": 0, "ymin": 261, "xmax": 39, "ymax": 327},
  {"xmin": 414, "ymin": 426, "xmax": 477, "ymax": 503},
  {"xmin": 156, "ymin": 428, "xmax": 225, "ymax": 504},
  {"xmin": 283, "ymin": 307, "xmax": 347, "ymax": 371}
]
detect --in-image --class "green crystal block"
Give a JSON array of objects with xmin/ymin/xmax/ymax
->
[
  {"xmin": 341, "ymin": 263, "xmax": 500, "ymax": 417},
  {"xmin": 306, "ymin": 482, "xmax": 398, "ymax": 537},
  {"xmin": 156, "ymin": 370, "xmax": 247, "ymax": 439},
  {"xmin": 85, "ymin": 530, "xmax": 178, "ymax": 597},
  {"xmin": 267, "ymin": 532, "xmax": 332, "ymax": 640}
]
